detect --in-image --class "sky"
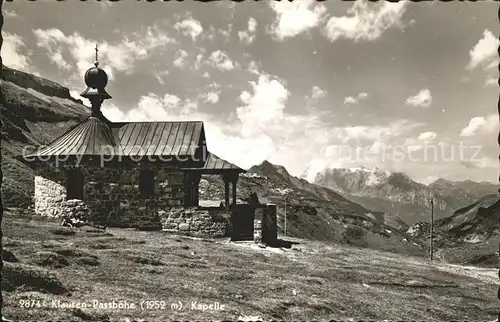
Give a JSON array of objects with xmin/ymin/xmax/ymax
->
[{"xmin": 2, "ymin": 0, "xmax": 499, "ymax": 184}]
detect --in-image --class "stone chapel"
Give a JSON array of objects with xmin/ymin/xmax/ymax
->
[{"xmin": 23, "ymin": 49, "xmax": 277, "ymax": 243}]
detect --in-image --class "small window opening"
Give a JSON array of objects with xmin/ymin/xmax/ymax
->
[
  {"xmin": 139, "ymin": 169, "xmax": 155, "ymax": 199},
  {"xmin": 67, "ymin": 168, "xmax": 84, "ymax": 200}
]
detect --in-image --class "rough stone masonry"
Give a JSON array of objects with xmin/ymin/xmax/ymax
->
[{"xmin": 33, "ymin": 161, "xmax": 277, "ymax": 242}]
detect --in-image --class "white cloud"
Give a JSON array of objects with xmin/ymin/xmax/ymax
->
[
  {"xmin": 269, "ymin": 0, "xmax": 327, "ymax": 40},
  {"xmin": 173, "ymin": 49, "xmax": 188, "ymax": 68},
  {"xmin": 344, "ymin": 96, "xmax": 358, "ymax": 104},
  {"xmin": 103, "ymin": 92, "xmax": 197, "ymax": 122},
  {"xmin": 461, "ymin": 156, "xmax": 498, "ymax": 170},
  {"xmin": 486, "ymin": 59, "xmax": 499, "ymax": 70},
  {"xmin": 1, "ymin": 32, "xmax": 31, "ymax": 71},
  {"xmin": 33, "ymin": 27, "xmax": 175, "ymax": 81},
  {"xmin": 418, "ymin": 131, "xmax": 437, "ymax": 141},
  {"xmin": 220, "ymin": 24, "xmax": 233, "ymax": 42},
  {"xmin": 248, "ymin": 17, "xmax": 257, "ymax": 33},
  {"xmin": 467, "ymin": 29, "xmax": 499, "ymax": 70},
  {"xmin": 203, "ymin": 91, "xmax": 220, "ymax": 104},
  {"xmin": 4, "ymin": 10, "xmax": 18, "ymax": 18},
  {"xmin": 344, "ymin": 92, "xmax": 368, "ymax": 104},
  {"xmin": 193, "ymin": 52, "xmax": 205, "ymax": 71},
  {"xmin": 237, "ymin": 74, "xmax": 289, "ymax": 137},
  {"xmin": 239, "ymin": 17, "xmax": 257, "ymax": 45},
  {"xmin": 460, "ymin": 114, "xmax": 497, "ymax": 137},
  {"xmin": 70, "ymin": 90, "xmax": 91, "ymax": 107},
  {"xmin": 311, "ymin": 86, "xmax": 326, "ymax": 99},
  {"xmin": 405, "ymin": 89, "xmax": 432, "ymax": 107},
  {"xmin": 155, "ymin": 70, "xmax": 170, "ymax": 86},
  {"xmin": 248, "ymin": 61, "xmax": 261, "ymax": 75},
  {"xmin": 303, "ymin": 120, "xmax": 423, "ymax": 175},
  {"xmin": 174, "ymin": 18, "xmax": 204, "ymax": 41},
  {"xmin": 207, "ymin": 50, "xmax": 235, "ymax": 71},
  {"xmin": 485, "ymin": 77, "xmax": 497, "ymax": 86},
  {"xmin": 323, "ymin": 1, "xmax": 408, "ymax": 42},
  {"xmin": 333, "ymin": 121, "xmax": 411, "ymax": 143}
]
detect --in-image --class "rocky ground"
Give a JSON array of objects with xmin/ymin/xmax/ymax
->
[{"xmin": 2, "ymin": 209, "xmax": 499, "ymax": 321}]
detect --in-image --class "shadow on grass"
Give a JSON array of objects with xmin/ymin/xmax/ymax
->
[{"xmin": 266, "ymin": 238, "xmax": 300, "ymax": 249}]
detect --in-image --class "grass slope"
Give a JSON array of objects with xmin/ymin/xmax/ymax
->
[{"xmin": 2, "ymin": 210, "xmax": 498, "ymax": 321}]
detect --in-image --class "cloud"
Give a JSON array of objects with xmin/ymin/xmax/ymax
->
[
  {"xmin": 204, "ymin": 25, "xmax": 231, "ymax": 42},
  {"xmin": 269, "ymin": 0, "xmax": 327, "ymax": 40},
  {"xmin": 173, "ymin": 49, "xmax": 188, "ymax": 68},
  {"xmin": 460, "ymin": 157, "xmax": 497, "ymax": 170},
  {"xmin": 485, "ymin": 77, "xmax": 497, "ymax": 86},
  {"xmin": 100, "ymin": 83, "xmax": 285, "ymax": 170},
  {"xmin": 4, "ymin": 9, "xmax": 18, "ymax": 18},
  {"xmin": 174, "ymin": 18, "xmax": 204, "ymax": 41},
  {"xmin": 70, "ymin": 90, "xmax": 91, "ymax": 107},
  {"xmin": 467, "ymin": 29, "xmax": 499, "ymax": 70},
  {"xmin": 202, "ymin": 91, "xmax": 220, "ymax": 104},
  {"xmin": 405, "ymin": 89, "xmax": 432, "ymax": 107},
  {"xmin": 238, "ymin": 17, "xmax": 257, "ymax": 45},
  {"xmin": 207, "ymin": 50, "xmax": 235, "ymax": 71},
  {"xmin": 332, "ymin": 120, "xmax": 413, "ymax": 143},
  {"xmin": 1, "ymin": 32, "xmax": 31, "ymax": 71},
  {"xmin": 311, "ymin": 86, "xmax": 326, "ymax": 99},
  {"xmin": 323, "ymin": 1, "xmax": 408, "ymax": 42},
  {"xmin": 155, "ymin": 70, "xmax": 170, "ymax": 86},
  {"xmin": 344, "ymin": 96, "xmax": 357, "ymax": 104},
  {"xmin": 418, "ymin": 131, "xmax": 437, "ymax": 141},
  {"xmin": 460, "ymin": 114, "xmax": 498, "ymax": 137},
  {"xmin": 237, "ymin": 74, "xmax": 289, "ymax": 137},
  {"xmin": 33, "ymin": 27, "xmax": 175, "ymax": 81},
  {"xmin": 102, "ymin": 92, "xmax": 197, "ymax": 122},
  {"xmin": 248, "ymin": 61, "xmax": 261, "ymax": 75},
  {"xmin": 344, "ymin": 92, "xmax": 368, "ymax": 104},
  {"xmin": 302, "ymin": 120, "xmax": 423, "ymax": 175}
]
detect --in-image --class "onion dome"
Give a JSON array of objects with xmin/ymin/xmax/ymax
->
[{"xmin": 84, "ymin": 61, "xmax": 108, "ymax": 89}]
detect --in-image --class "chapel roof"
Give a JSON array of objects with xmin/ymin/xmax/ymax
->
[{"xmin": 24, "ymin": 47, "xmax": 245, "ymax": 173}]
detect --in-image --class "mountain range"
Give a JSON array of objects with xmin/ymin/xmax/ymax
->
[{"xmin": 305, "ymin": 167, "xmax": 498, "ymax": 228}]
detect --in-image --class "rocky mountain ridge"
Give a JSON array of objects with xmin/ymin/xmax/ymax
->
[{"xmin": 307, "ymin": 166, "xmax": 498, "ymax": 227}]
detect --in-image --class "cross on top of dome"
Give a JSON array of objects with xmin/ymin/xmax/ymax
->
[
  {"xmin": 94, "ymin": 43, "xmax": 99, "ymax": 67},
  {"xmin": 80, "ymin": 44, "xmax": 112, "ymax": 117}
]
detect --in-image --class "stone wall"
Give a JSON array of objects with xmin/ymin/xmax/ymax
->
[
  {"xmin": 262, "ymin": 204, "xmax": 278, "ymax": 244},
  {"xmin": 33, "ymin": 163, "xmax": 216, "ymax": 231},
  {"xmin": 32, "ymin": 162, "xmax": 276, "ymax": 241},
  {"xmin": 33, "ymin": 170, "xmax": 67, "ymax": 218},
  {"xmin": 34, "ymin": 163, "xmax": 187, "ymax": 227},
  {"xmin": 159, "ymin": 207, "xmax": 231, "ymax": 237},
  {"xmin": 253, "ymin": 205, "xmax": 277, "ymax": 244}
]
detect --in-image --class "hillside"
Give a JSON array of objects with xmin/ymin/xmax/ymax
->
[
  {"xmin": 1, "ymin": 65, "xmax": 89, "ymax": 206},
  {"xmin": 1, "ymin": 211, "xmax": 498, "ymax": 321},
  {"xmin": 308, "ymin": 167, "xmax": 498, "ymax": 227},
  {"xmin": 406, "ymin": 194, "xmax": 500, "ymax": 268},
  {"xmin": 430, "ymin": 178, "xmax": 499, "ymax": 201},
  {"xmin": 200, "ymin": 161, "xmax": 425, "ymax": 255}
]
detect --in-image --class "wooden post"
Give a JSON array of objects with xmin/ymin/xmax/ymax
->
[
  {"xmin": 223, "ymin": 178, "xmax": 229, "ymax": 210},
  {"xmin": 193, "ymin": 172, "xmax": 201, "ymax": 207},
  {"xmin": 231, "ymin": 175, "xmax": 237, "ymax": 206},
  {"xmin": 284, "ymin": 195, "xmax": 287, "ymax": 237},
  {"xmin": 430, "ymin": 197, "xmax": 434, "ymax": 261}
]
